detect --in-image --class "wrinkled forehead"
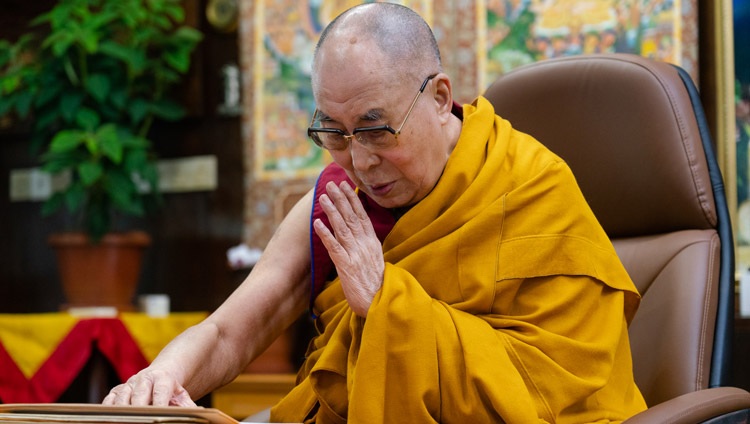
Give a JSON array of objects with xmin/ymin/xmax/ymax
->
[
  {"xmin": 312, "ymin": 32, "xmax": 407, "ymax": 95},
  {"xmin": 313, "ymin": 57, "xmax": 411, "ymax": 118}
]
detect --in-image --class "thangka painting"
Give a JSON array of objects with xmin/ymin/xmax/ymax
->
[
  {"xmin": 482, "ymin": 0, "xmax": 699, "ymax": 88},
  {"xmin": 735, "ymin": 0, "xmax": 750, "ymax": 249},
  {"xmin": 253, "ymin": 0, "xmax": 432, "ymax": 180}
]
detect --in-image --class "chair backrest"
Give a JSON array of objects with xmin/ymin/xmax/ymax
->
[{"xmin": 483, "ymin": 53, "xmax": 735, "ymax": 407}]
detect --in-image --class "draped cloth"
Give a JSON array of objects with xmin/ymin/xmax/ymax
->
[{"xmin": 272, "ymin": 97, "xmax": 647, "ymax": 423}]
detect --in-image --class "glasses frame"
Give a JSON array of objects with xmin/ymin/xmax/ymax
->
[{"xmin": 307, "ymin": 74, "xmax": 438, "ymax": 151}]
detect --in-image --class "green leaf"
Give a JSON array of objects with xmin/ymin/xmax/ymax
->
[
  {"xmin": 78, "ymin": 161, "xmax": 103, "ymax": 186},
  {"xmin": 41, "ymin": 192, "xmax": 65, "ymax": 216},
  {"xmin": 123, "ymin": 148, "xmax": 147, "ymax": 173},
  {"xmin": 34, "ymin": 108, "xmax": 61, "ymax": 134},
  {"xmin": 49, "ymin": 130, "xmax": 84, "ymax": 153},
  {"xmin": 120, "ymin": 132, "xmax": 149, "ymax": 149},
  {"xmin": 59, "ymin": 92, "xmax": 84, "ymax": 122},
  {"xmin": 105, "ymin": 170, "xmax": 144, "ymax": 216},
  {"xmin": 41, "ymin": 151, "xmax": 82, "ymax": 173},
  {"xmin": 15, "ymin": 91, "xmax": 34, "ymax": 117},
  {"xmin": 64, "ymin": 181, "xmax": 86, "ymax": 213},
  {"xmin": 84, "ymin": 133, "xmax": 99, "ymax": 155},
  {"xmin": 99, "ymin": 40, "xmax": 148, "ymax": 74},
  {"xmin": 164, "ymin": 47, "xmax": 190, "ymax": 73},
  {"xmin": 128, "ymin": 98, "xmax": 149, "ymax": 125},
  {"xmin": 150, "ymin": 99, "xmax": 185, "ymax": 121},
  {"xmin": 34, "ymin": 81, "xmax": 63, "ymax": 108},
  {"xmin": 174, "ymin": 27, "xmax": 203, "ymax": 43},
  {"xmin": 163, "ymin": 2, "xmax": 185, "ymax": 22},
  {"xmin": 109, "ymin": 88, "xmax": 127, "ymax": 111},
  {"xmin": 98, "ymin": 41, "xmax": 132, "ymax": 63},
  {"xmin": 152, "ymin": 15, "xmax": 172, "ymax": 30},
  {"xmin": 75, "ymin": 107, "xmax": 100, "ymax": 131},
  {"xmin": 30, "ymin": 9, "xmax": 53, "ymax": 27},
  {"xmin": 80, "ymin": 29, "xmax": 99, "ymax": 54},
  {"xmin": 98, "ymin": 124, "xmax": 123, "ymax": 163},
  {"xmin": 1, "ymin": 74, "xmax": 22, "ymax": 94},
  {"xmin": 84, "ymin": 10, "xmax": 119, "ymax": 33},
  {"xmin": 49, "ymin": 32, "xmax": 76, "ymax": 58},
  {"xmin": 85, "ymin": 73, "xmax": 111, "ymax": 103}
]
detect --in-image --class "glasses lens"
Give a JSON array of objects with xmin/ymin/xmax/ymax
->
[
  {"xmin": 356, "ymin": 129, "xmax": 397, "ymax": 149},
  {"xmin": 311, "ymin": 130, "xmax": 348, "ymax": 151}
]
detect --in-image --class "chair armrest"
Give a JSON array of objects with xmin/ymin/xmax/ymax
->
[{"xmin": 624, "ymin": 387, "xmax": 750, "ymax": 424}]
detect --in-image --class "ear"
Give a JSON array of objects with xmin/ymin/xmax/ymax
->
[{"xmin": 431, "ymin": 73, "xmax": 454, "ymax": 124}]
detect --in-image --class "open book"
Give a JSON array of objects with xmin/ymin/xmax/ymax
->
[{"xmin": 0, "ymin": 403, "xmax": 241, "ymax": 424}]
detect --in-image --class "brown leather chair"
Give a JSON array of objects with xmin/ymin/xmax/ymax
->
[{"xmin": 484, "ymin": 53, "xmax": 750, "ymax": 422}]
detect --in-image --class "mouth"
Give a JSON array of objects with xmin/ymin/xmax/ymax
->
[{"xmin": 366, "ymin": 181, "xmax": 395, "ymax": 197}]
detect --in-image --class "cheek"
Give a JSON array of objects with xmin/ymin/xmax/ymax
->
[
  {"xmin": 388, "ymin": 153, "xmax": 430, "ymax": 186},
  {"xmin": 329, "ymin": 151, "xmax": 353, "ymax": 170}
]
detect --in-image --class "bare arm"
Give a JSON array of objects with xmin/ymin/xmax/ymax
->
[{"xmin": 104, "ymin": 189, "xmax": 314, "ymax": 406}]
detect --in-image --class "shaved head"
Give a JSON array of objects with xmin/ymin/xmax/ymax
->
[{"xmin": 312, "ymin": 3, "xmax": 442, "ymax": 88}]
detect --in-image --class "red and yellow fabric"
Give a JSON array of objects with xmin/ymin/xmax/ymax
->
[
  {"xmin": 272, "ymin": 97, "xmax": 646, "ymax": 423},
  {"xmin": 0, "ymin": 312, "xmax": 206, "ymax": 403}
]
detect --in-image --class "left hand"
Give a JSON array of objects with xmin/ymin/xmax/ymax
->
[{"xmin": 313, "ymin": 181, "xmax": 384, "ymax": 317}]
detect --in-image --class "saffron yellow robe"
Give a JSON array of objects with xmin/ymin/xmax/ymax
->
[{"xmin": 272, "ymin": 97, "xmax": 647, "ymax": 423}]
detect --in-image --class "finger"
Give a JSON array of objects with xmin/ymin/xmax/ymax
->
[
  {"xmin": 102, "ymin": 386, "xmax": 125, "ymax": 405},
  {"xmin": 313, "ymin": 217, "xmax": 346, "ymax": 259},
  {"xmin": 338, "ymin": 181, "xmax": 370, "ymax": 222},
  {"xmin": 321, "ymin": 186, "xmax": 370, "ymax": 242},
  {"xmin": 150, "ymin": 379, "xmax": 176, "ymax": 407},
  {"xmin": 319, "ymin": 193, "xmax": 365, "ymax": 258},
  {"xmin": 102, "ymin": 392, "xmax": 114, "ymax": 405},
  {"xmin": 130, "ymin": 376, "xmax": 157, "ymax": 406},
  {"xmin": 105, "ymin": 383, "xmax": 134, "ymax": 406},
  {"xmin": 323, "ymin": 182, "xmax": 355, "ymax": 222},
  {"xmin": 170, "ymin": 387, "xmax": 197, "ymax": 407},
  {"xmin": 335, "ymin": 182, "xmax": 378, "ymax": 240}
]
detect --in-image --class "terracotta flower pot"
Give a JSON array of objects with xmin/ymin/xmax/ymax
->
[{"xmin": 48, "ymin": 231, "xmax": 151, "ymax": 311}]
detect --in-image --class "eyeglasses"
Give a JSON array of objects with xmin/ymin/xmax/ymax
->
[{"xmin": 307, "ymin": 74, "xmax": 438, "ymax": 151}]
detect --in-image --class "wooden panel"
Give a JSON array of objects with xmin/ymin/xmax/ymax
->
[{"xmin": 212, "ymin": 374, "xmax": 296, "ymax": 420}]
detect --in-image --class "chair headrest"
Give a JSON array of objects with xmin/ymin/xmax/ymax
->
[{"xmin": 484, "ymin": 54, "xmax": 717, "ymax": 238}]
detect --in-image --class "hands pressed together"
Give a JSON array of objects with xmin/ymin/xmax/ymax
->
[{"xmin": 313, "ymin": 181, "xmax": 385, "ymax": 317}]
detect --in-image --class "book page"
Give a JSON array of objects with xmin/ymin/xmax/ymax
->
[{"xmin": 0, "ymin": 404, "xmax": 239, "ymax": 424}]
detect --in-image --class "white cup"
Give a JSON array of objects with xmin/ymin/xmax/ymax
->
[{"xmin": 139, "ymin": 294, "xmax": 170, "ymax": 317}]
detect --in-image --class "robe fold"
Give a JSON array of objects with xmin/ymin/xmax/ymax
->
[{"xmin": 271, "ymin": 97, "xmax": 646, "ymax": 423}]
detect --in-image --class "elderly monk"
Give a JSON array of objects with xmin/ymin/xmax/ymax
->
[{"xmin": 105, "ymin": 3, "xmax": 646, "ymax": 422}]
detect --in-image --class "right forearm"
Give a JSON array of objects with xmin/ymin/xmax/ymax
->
[
  {"xmin": 150, "ymin": 274, "xmax": 308, "ymax": 400},
  {"xmin": 144, "ymin": 320, "xmax": 228, "ymax": 398},
  {"xmin": 104, "ymin": 189, "xmax": 315, "ymax": 406}
]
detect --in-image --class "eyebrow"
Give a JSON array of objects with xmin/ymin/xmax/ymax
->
[{"xmin": 315, "ymin": 108, "xmax": 386, "ymax": 124}]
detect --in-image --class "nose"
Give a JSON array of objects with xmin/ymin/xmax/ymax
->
[{"xmin": 349, "ymin": 138, "xmax": 381, "ymax": 171}]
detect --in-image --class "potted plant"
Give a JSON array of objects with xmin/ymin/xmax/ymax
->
[{"xmin": 0, "ymin": 0, "xmax": 202, "ymax": 310}]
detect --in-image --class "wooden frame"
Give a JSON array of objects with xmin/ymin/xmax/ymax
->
[
  {"xmin": 704, "ymin": 0, "xmax": 744, "ymax": 269},
  {"xmin": 694, "ymin": 0, "xmax": 737, "ymax": 268}
]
